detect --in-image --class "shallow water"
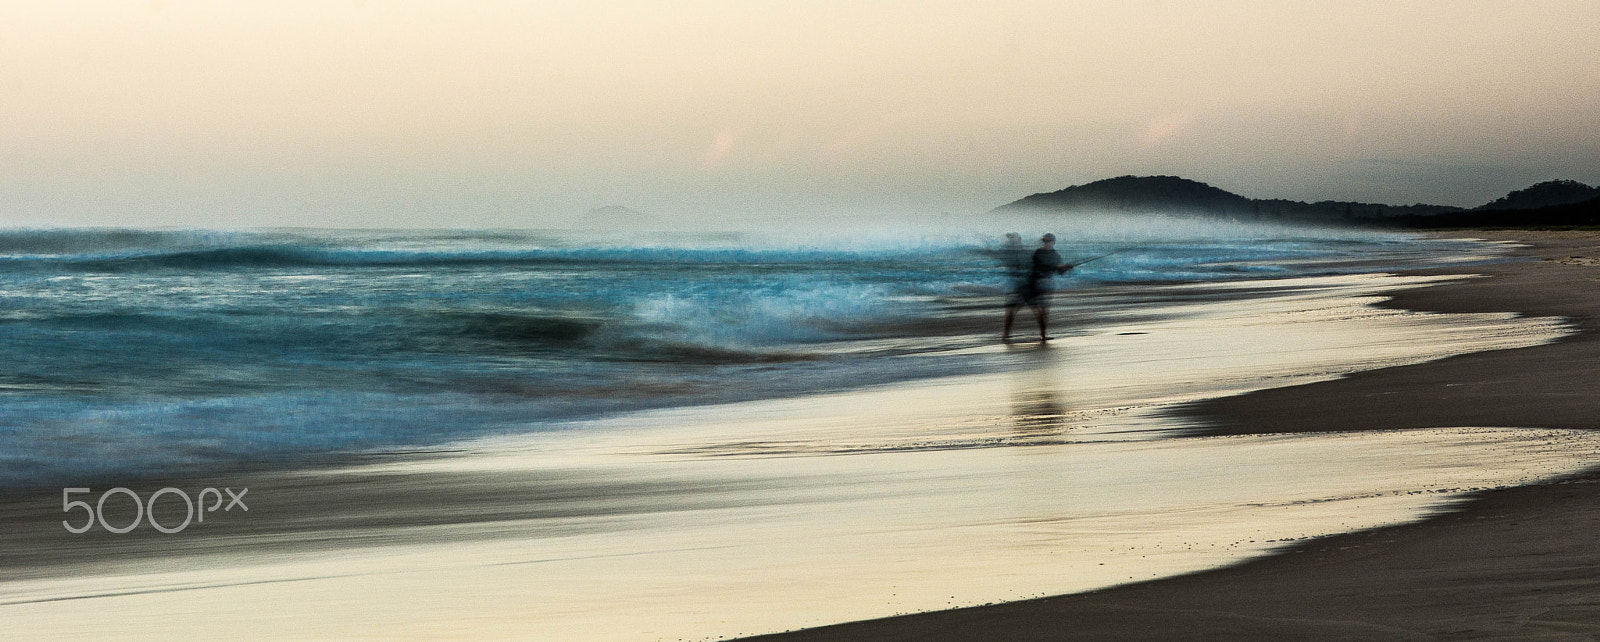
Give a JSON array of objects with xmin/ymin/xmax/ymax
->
[
  {"xmin": 0, "ymin": 226, "xmax": 1500, "ymax": 487},
  {"xmin": 3, "ymin": 271, "xmax": 1594, "ymax": 641}
]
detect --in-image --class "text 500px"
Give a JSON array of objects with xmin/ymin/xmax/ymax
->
[{"xmin": 62, "ymin": 487, "xmax": 248, "ymax": 534}]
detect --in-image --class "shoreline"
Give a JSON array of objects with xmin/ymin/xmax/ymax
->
[
  {"xmin": 3, "ymin": 232, "xmax": 1595, "ymax": 639},
  {"xmin": 746, "ymin": 230, "xmax": 1600, "ymax": 641}
]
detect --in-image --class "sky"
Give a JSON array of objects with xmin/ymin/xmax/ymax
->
[{"xmin": 1, "ymin": 0, "xmax": 1597, "ymax": 228}]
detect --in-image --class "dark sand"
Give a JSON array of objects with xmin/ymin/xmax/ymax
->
[{"xmin": 747, "ymin": 231, "xmax": 1600, "ymax": 641}]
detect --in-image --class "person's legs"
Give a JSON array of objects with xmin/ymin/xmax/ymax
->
[
  {"xmin": 1031, "ymin": 302, "xmax": 1050, "ymax": 340},
  {"xmin": 1002, "ymin": 304, "xmax": 1018, "ymax": 341}
]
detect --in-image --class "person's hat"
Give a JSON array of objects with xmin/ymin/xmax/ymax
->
[{"xmin": 1041, "ymin": 233, "xmax": 1056, "ymax": 242}]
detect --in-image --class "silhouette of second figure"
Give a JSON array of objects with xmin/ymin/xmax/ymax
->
[{"xmin": 1003, "ymin": 232, "xmax": 1072, "ymax": 342}]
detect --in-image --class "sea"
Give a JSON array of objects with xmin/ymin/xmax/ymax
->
[{"xmin": 0, "ymin": 219, "xmax": 1499, "ymax": 488}]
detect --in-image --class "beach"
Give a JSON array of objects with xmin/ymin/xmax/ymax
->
[
  {"xmin": 8, "ymin": 2, "xmax": 1598, "ymax": 639},
  {"xmin": 750, "ymin": 230, "xmax": 1600, "ymax": 641},
  {"xmin": 2, "ymin": 230, "xmax": 1598, "ymax": 640}
]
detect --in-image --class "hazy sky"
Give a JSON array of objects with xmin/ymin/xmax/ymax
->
[{"xmin": 2, "ymin": 1, "xmax": 1597, "ymax": 227}]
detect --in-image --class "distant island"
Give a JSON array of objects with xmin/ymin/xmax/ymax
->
[
  {"xmin": 580, "ymin": 205, "xmax": 667, "ymax": 228},
  {"xmin": 586, "ymin": 205, "xmax": 651, "ymax": 219},
  {"xmin": 994, "ymin": 175, "xmax": 1600, "ymax": 228}
]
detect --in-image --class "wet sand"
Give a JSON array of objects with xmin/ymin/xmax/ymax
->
[{"xmin": 748, "ymin": 230, "xmax": 1600, "ymax": 641}]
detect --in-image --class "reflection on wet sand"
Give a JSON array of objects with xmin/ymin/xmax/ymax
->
[{"xmin": 1009, "ymin": 345, "xmax": 1073, "ymax": 439}]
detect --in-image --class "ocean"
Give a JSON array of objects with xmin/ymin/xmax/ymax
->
[{"xmin": 0, "ymin": 222, "xmax": 1498, "ymax": 487}]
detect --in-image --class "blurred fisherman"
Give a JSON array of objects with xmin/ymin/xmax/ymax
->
[
  {"xmin": 999, "ymin": 231, "xmax": 1029, "ymax": 293},
  {"xmin": 1003, "ymin": 233, "xmax": 1072, "ymax": 342}
]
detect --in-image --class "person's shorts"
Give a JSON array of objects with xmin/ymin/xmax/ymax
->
[{"xmin": 1008, "ymin": 281, "xmax": 1048, "ymax": 306}]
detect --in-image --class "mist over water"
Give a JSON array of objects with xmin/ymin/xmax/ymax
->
[{"xmin": 0, "ymin": 219, "xmax": 1494, "ymax": 487}]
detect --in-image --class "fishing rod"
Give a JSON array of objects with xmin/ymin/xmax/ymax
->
[{"xmin": 1067, "ymin": 251, "xmax": 1117, "ymax": 268}]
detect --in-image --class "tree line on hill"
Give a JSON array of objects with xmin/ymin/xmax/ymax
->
[{"xmin": 994, "ymin": 176, "xmax": 1600, "ymax": 228}]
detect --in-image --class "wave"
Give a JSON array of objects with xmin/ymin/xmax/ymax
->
[
  {"xmin": 0, "ymin": 228, "xmax": 231, "ymax": 255},
  {"xmin": 0, "ymin": 243, "xmax": 975, "ymax": 273},
  {"xmin": 440, "ymin": 311, "xmax": 601, "ymax": 345},
  {"xmin": 0, "ymin": 225, "xmax": 1430, "ymax": 275}
]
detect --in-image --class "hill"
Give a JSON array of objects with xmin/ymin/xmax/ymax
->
[
  {"xmin": 1474, "ymin": 180, "xmax": 1599, "ymax": 211},
  {"xmin": 1386, "ymin": 195, "xmax": 1600, "ymax": 228},
  {"xmin": 993, "ymin": 176, "xmax": 1462, "ymax": 223},
  {"xmin": 996, "ymin": 175, "xmax": 1255, "ymax": 216}
]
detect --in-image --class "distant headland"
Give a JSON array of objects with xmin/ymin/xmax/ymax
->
[{"xmin": 994, "ymin": 175, "xmax": 1600, "ymax": 228}]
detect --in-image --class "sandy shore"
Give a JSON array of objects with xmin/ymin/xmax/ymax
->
[{"xmin": 747, "ymin": 230, "xmax": 1600, "ymax": 641}]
